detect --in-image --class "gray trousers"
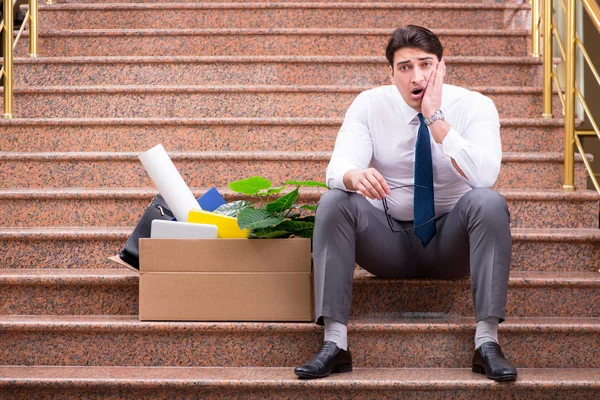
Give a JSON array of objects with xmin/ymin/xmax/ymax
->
[{"xmin": 313, "ymin": 188, "xmax": 512, "ymax": 326}]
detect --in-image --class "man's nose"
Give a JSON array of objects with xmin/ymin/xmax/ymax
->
[{"xmin": 411, "ymin": 68, "xmax": 425, "ymax": 84}]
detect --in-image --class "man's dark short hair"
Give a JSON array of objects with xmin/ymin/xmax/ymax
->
[{"xmin": 385, "ymin": 25, "xmax": 444, "ymax": 66}]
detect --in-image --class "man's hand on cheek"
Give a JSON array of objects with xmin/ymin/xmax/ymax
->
[{"xmin": 421, "ymin": 59, "xmax": 445, "ymax": 118}]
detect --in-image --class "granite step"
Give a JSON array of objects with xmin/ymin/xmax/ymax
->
[
  {"xmin": 16, "ymin": 29, "xmax": 530, "ymax": 57},
  {"xmin": 1, "ymin": 314, "xmax": 599, "ymax": 368},
  {"xmin": 0, "ymin": 185, "xmax": 596, "ymax": 228},
  {"xmin": 13, "ymin": 56, "xmax": 544, "ymax": 88},
  {"xmin": 0, "ymin": 151, "xmax": 586, "ymax": 191},
  {"xmin": 1, "ymin": 226, "xmax": 597, "ymax": 271},
  {"xmin": 2, "ymin": 187, "xmax": 597, "ymax": 229},
  {"xmin": 1, "ymin": 366, "xmax": 600, "ymax": 400},
  {"xmin": 37, "ymin": 3, "xmax": 530, "ymax": 31},
  {"xmin": 5, "ymin": 85, "xmax": 563, "ymax": 119},
  {"xmin": 2, "ymin": 269, "xmax": 599, "ymax": 318},
  {"xmin": 0, "ymin": 117, "xmax": 566, "ymax": 153}
]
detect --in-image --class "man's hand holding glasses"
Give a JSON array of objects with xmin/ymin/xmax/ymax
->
[{"xmin": 343, "ymin": 168, "xmax": 391, "ymax": 200}]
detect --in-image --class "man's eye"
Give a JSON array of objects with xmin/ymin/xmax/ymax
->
[
  {"xmin": 424, "ymin": 62, "xmax": 433, "ymax": 67},
  {"xmin": 398, "ymin": 66, "xmax": 410, "ymax": 71}
]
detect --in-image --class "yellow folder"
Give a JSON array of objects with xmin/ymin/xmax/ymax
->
[{"xmin": 187, "ymin": 209, "xmax": 249, "ymax": 239}]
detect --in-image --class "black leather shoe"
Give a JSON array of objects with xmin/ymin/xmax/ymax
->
[
  {"xmin": 472, "ymin": 342, "xmax": 517, "ymax": 381},
  {"xmin": 294, "ymin": 341, "xmax": 352, "ymax": 379}
]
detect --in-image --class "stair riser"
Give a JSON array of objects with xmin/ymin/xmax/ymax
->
[
  {"xmin": 0, "ymin": 237, "xmax": 125, "ymax": 269},
  {"xmin": 16, "ymin": 33, "xmax": 530, "ymax": 58},
  {"xmin": 39, "ymin": 7, "xmax": 529, "ymax": 30},
  {"xmin": 14, "ymin": 61, "xmax": 542, "ymax": 88},
  {"xmin": 4, "ymin": 387, "xmax": 597, "ymax": 400},
  {"xmin": 2, "ymin": 236, "xmax": 598, "ymax": 271},
  {"xmin": 0, "ymin": 123, "xmax": 565, "ymax": 153},
  {"xmin": 1, "ymin": 326, "xmax": 598, "ymax": 368},
  {"xmin": 0, "ymin": 195, "xmax": 597, "ymax": 228},
  {"xmin": 3, "ymin": 279, "xmax": 598, "ymax": 318},
  {"xmin": 512, "ymin": 238, "xmax": 600, "ymax": 271},
  {"xmin": 7, "ymin": 91, "xmax": 562, "ymax": 119},
  {"xmin": 0, "ymin": 158, "xmax": 585, "ymax": 191}
]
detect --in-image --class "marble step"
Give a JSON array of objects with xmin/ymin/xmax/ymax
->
[
  {"xmin": 0, "ymin": 227, "xmax": 597, "ymax": 271},
  {"xmin": 0, "ymin": 151, "xmax": 587, "ymax": 191},
  {"xmin": 0, "ymin": 117, "xmax": 566, "ymax": 153},
  {"xmin": 3, "ymin": 85, "xmax": 563, "ymax": 119},
  {"xmin": 16, "ymin": 29, "xmax": 530, "ymax": 57},
  {"xmin": 1, "ymin": 314, "xmax": 600, "ymax": 368},
  {"xmin": 1, "ymin": 366, "xmax": 599, "ymax": 399},
  {"xmin": 13, "ymin": 56, "xmax": 544, "ymax": 88},
  {"xmin": 37, "ymin": 3, "xmax": 530, "ymax": 31},
  {"xmin": 2, "ymin": 269, "xmax": 599, "ymax": 318}
]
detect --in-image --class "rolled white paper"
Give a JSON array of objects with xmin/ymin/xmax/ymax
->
[{"xmin": 139, "ymin": 144, "xmax": 200, "ymax": 222}]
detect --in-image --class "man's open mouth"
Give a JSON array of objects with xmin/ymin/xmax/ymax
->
[{"xmin": 411, "ymin": 88, "xmax": 424, "ymax": 95}]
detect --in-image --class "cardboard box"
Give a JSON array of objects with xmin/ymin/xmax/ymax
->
[{"xmin": 138, "ymin": 238, "xmax": 313, "ymax": 321}]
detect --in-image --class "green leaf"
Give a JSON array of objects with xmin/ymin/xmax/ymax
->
[
  {"xmin": 266, "ymin": 188, "xmax": 299, "ymax": 214},
  {"xmin": 295, "ymin": 229, "xmax": 314, "ymax": 238},
  {"xmin": 251, "ymin": 229, "xmax": 291, "ymax": 239},
  {"xmin": 213, "ymin": 200, "xmax": 253, "ymax": 217},
  {"xmin": 264, "ymin": 186, "xmax": 285, "ymax": 195},
  {"xmin": 237, "ymin": 208, "xmax": 284, "ymax": 230},
  {"xmin": 299, "ymin": 205, "xmax": 317, "ymax": 212},
  {"xmin": 293, "ymin": 215, "xmax": 316, "ymax": 223},
  {"xmin": 229, "ymin": 176, "xmax": 272, "ymax": 195},
  {"xmin": 285, "ymin": 180, "xmax": 329, "ymax": 189},
  {"xmin": 274, "ymin": 220, "xmax": 314, "ymax": 232}
]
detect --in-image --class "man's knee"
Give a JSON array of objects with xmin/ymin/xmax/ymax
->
[
  {"xmin": 317, "ymin": 189, "xmax": 350, "ymax": 215},
  {"xmin": 316, "ymin": 189, "xmax": 364, "ymax": 225},
  {"xmin": 460, "ymin": 188, "xmax": 509, "ymax": 216}
]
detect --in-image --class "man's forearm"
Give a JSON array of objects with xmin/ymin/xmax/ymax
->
[{"xmin": 428, "ymin": 120, "xmax": 467, "ymax": 179}]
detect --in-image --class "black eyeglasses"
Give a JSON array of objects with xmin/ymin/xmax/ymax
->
[{"xmin": 381, "ymin": 185, "xmax": 437, "ymax": 233}]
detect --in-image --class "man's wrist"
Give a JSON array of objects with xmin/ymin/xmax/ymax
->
[{"xmin": 424, "ymin": 109, "xmax": 445, "ymax": 126}]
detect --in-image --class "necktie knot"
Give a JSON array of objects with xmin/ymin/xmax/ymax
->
[{"xmin": 417, "ymin": 113, "xmax": 425, "ymax": 124}]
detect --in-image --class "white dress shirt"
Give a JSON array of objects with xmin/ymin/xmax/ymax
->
[{"xmin": 326, "ymin": 84, "xmax": 502, "ymax": 221}]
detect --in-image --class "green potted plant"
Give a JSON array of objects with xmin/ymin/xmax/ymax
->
[{"xmin": 214, "ymin": 176, "xmax": 328, "ymax": 238}]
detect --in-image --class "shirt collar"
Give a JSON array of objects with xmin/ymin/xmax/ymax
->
[{"xmin": 389, "ymin": 85, "xmax": 421, "ymax": 125}]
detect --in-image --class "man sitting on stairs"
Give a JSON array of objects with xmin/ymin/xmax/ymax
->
[{"xmin": 294, "ymin": 25, "xmax": 518, "ymax": 382}]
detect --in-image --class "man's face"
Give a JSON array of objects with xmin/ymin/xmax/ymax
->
[{"xmin": 389, "ymin": 47, "xmax": 439, "ymax": 112}]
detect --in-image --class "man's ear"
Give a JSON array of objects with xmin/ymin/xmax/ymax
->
[{"xmin": 389, "ymin": 66, "xmax": 394, "ymax": 83}]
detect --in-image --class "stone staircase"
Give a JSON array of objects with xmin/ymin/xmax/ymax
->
[{"xmin": 2, "ymin": 0, "xmax": 600, "ymax": 398}]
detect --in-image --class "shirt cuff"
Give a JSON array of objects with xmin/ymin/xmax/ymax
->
[
  {"xmin": 326, "ymin": 165, "xmax": 356, "ymax": 191},
  {"xmin": 441, "ymin": 128, "xmax": 469, "ymax": 159}
]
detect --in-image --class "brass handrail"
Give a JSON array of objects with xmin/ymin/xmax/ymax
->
[
  {"xmin": 576, "ymin": 37, "xmax": 600, "ymax": 88},
  {"xmin": 2, "ymin": 0, "xmax": 39, "ymax": 118},
  {"xmin": 538, "ymin": 0, "xmax": 600, "ymax": 193},
  {"xmin": 13, "ymin": 9, "xmax": 31, "ymax": 50},
  {"xmin": 3, "ymin": 0, "xmax": 15, "ymax": 118},
  {"xmin": 563, "ymin": 0, "xmax": 576, "ymax": 192},
  {"xmin": 531, "ymin": 0, "xmax": 541, "ymax": 56},
  {"xmin": 581, "ymin": 0, "xmax": 600, "ymax": 32}
]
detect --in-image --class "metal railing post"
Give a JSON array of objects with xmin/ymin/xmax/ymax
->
[
  {"xmin": 29, "ymin": 0, "xmax": 38, "ymax": 57},
  {"xmin": 563, "ymin": 0, "xmax": 576, "ymax": 191},
  {"xmin": 543, "ymin": 0, "xmax": 554, "ymax": 118},
  {"xmin": 3, "ymin": 0, "xmax": 14, "ymax": 118},
  {"xmin": 532, "ymin": 0, "xmax": 541, "ymax": 56}
]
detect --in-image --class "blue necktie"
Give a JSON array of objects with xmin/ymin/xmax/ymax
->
[{"xmin": 414, "ymin": 113, "xmax": 436, "ymax": 247}]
